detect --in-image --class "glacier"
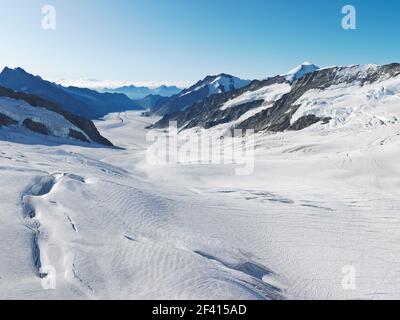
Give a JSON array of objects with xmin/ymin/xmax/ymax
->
[{"xmin": 1, "ymin": 63, "xmax": 400, "ymax": 300}]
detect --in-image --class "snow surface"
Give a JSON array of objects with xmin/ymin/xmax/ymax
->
[
  {"xmin": 0, "ymin": 112, "xmax": 283, "ymax": 299},
  {"xmin": 220, "ymin": 83, "xmax": 291, "ymax": 111},
  {"xmin": 2, "ymin": 76, "xmax": 400, "ymax": 300},
  {"xmin": 292, "ymin": 73, "xmax": 400, "ymax": 128}
]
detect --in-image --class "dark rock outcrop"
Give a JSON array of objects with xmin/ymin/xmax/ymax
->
[
  {"xmin": 151, "ymin": 76, "xmax": 288, "ymax": 130},
  {"xmin": 151, "ymin": 74, "xmax": 250, "ymax": 116},
  {"xmin": 237, "ymin": 63, "xmax": 400, "ymax": 133},
  {"xmin": 289, "ymin": 115, "xmax": 331, "ymax": 131},
  {"xmin": 152, "ymin": 63, "xmax": 400, "ymax": 135},
  {"xmin": 0, "ymin": 113, "xmax": 17, "ymax": 127},
  {"xmin": 68, "ymin": 129, "xmax": 90, "ymax": 143},
  {"xmin": 22, "ymin": 119, "xmax": 50, "ymax": 136}
]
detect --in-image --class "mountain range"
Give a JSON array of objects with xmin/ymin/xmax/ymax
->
[
  {"xmin": 150, "ymin": 73, "xmax": 251, "ymax": 116},
  {"xmin": 0, "ymin": 67, "xmax": 143, "ymax": 119},
  {"xmin": 4, "ymin": 61, "xmax": 399, "ymax": 148},
  {"xmin": 152, "ymin": 62, "xmax": 400, "ymax": 135},
  {"xmin": 103, "ymin": 84, "xmax": 182, "ymax": 100}
]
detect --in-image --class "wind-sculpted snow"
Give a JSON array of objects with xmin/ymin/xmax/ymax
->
[
  {"xmin": 2, "ymin": 104, "xmax": 400, "ymax": 299},
  {"xmin": 0, "ymin": 112, "xmax": 284, "ymax": 299}
]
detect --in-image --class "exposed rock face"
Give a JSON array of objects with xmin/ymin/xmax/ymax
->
[
  {"xmin": 151, "ymin": 74, "xmax": 251, "ymax": 116},
  {"xmin": 237, "ymin": 63, "xmax": 400, "ymax": 133},
  {"xmin": 68, "ymin": 129, "xmax": 90, "ymax": 143},
  {"xmin": 151, "ymin": 76, "xmax": 288, "ymax": 130},
  {"xmin": 0, "ymin": 113, "xmax": 17, "ymax": 127},
  {"xmin": 0, "ymin": 86, "xmax": 113, "ymax": 146},
  {"xmin": 152, "ymin": 63, "xmax": 400, "ymax": 134},
  {"xmin": 289, "ymin": 115, "xmax": 331, "ymax": 131},
  {"xmin": 22, "ymin": 119, "xmax": 50, "ymax": 136},
  {"xmin": 151, "ymin": 84, "xmax": 210, "ymax": 116}
]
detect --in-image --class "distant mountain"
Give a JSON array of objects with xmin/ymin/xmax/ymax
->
[
  {"xmin": 104, "ymin": 85, "xmax": 181, "ymax": 100},
  {"xmin": 133, "ymin": 94, "xmax": 169, "ymax": 110},
  {"xmin": 283, "ymin": 62, "xmax": 319, "ymax": 82},
  {"xmin": 152, "ymin": 63, "xmax": 400, "ymax": 134},
  {"xmin": 0, "ymin": 86, "xmax": 113, "ymax": 146},
  {"xmin": 0, "ymin": 67, "xmax": 142, "ymax": 119},
  {"xmin": 151, "ymin": 74, "xmax": 251, "ymax": 116}
]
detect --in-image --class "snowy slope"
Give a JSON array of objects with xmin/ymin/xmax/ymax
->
[
  {"xmin": 0, "ymin": 87, "xmax": 113, "ymax": 146},
  {"xmin": 220, "ymin": 83, "xmax": 291, "ymax": 111},
  {"xmin": 0, "ymin": 97, "xmax": 90, "ymax": 140},
  {"xmin": 182, "ymin": 74, "xmax": 251, "ymax": 97},
  {"xmin": 151, "ymin": 74, "xmax": 251, "ymax": 116},
  {"xmin": 2, "ymin": 106, "xmax": 400, "ymax": 299},
  {"xmin": 0, "ymin": 112, "xmax": 283, "ymax": 300},
  {"xmin": 291, "ymin": 74, "xmax": 400, "ymax": 129},
  {"xmin": 232, "ymin": 63, "xmax": 400, "ymax": 133},
  {"xmin": 151, "ymin": 75, "xmax": 290, "ymax": 130}
]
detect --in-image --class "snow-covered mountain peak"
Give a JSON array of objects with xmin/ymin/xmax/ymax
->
[
  {"xmin": 182, "ymin": 73, "xmax": 251, "ymax": 97},
  {"xmin": 154, "ymin": 62, "xmax": 400, "ymax": 135},
  {"xmin": 284, "ymin": 62, "xmax": 320, "ymax": 82},
  {"xmin": 207, "ymin": 74, "xmax": 251, "ymax": 95},
  {"xmin": 151, "ymin": 73, "xmax": 252, "ymax": 116}
]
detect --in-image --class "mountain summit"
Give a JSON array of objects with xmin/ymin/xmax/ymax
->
[
  {"xmin": 151, "ymin": 73, "xmax": 250, "ymax": 116},
  {"xmin": 283, "ymin": 62, "xmax": 320, "ymax": 82}
]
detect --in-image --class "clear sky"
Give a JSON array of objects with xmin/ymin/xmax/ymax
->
[{"xmin": 0, "ymin": 0, "xmax": 399, "ymax": 86}]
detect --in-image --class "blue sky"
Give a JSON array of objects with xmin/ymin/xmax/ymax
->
[{"xmin": 0, "ymin": 0, "xmax": 398, "ymax": 86}]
